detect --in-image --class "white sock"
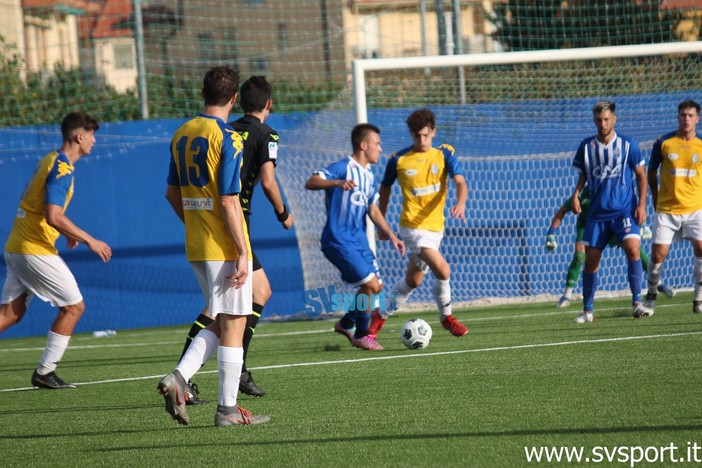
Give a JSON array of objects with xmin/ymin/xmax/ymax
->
[
  {"xmin": 175, "ymin": 329, "xmax": 218, "ymax": 382},
  {"xmin": 433, "ymin": 279, "xmax": 452, "ymax": 319},
  {"xmin": 564, "ymin": 287, "xmax": 573, "ymax": 299},
  {"xmin": 218, "ymin": 346, "xmax": 244, "ymax": 407},
  {"xmin": 694, "ymin": 257, "xmax": 702, "ymax": 301},
  {"xmin": 384, "ymin": 279, "xmax": 414, "ymax": 318},
  {"xmin": 37, "ymin": 331, "xmax": 70, "ymax": 374},
  {"xmin": 648, "ymin": 261, "xmax": 663, "ymax": 294}
]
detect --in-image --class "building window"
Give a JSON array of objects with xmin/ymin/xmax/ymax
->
[{"xmin": 113, "ymin": 44, "xmax": 134, "ymax": 70}]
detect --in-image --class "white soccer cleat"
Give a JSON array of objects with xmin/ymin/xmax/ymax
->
[
  {"xmin": 556, "ymin": 295, "xmax": 571, "ymax": 308},
  {"xmin": 633, "ymin": 302, "xmax": 654, "ymax": 319},
  {"xmin": 573, "ymin": 311, "xmax": 594, "ymax": 324}
]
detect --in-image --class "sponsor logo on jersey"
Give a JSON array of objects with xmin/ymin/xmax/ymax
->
[
  {"xmin": 182, "ymin": 198, "xmax": 214, "ymax": 210},
  {"xmin": 350, "ymin": 190, "xmax": 368, "ymax": 206},
  {"xmin": 16, "ymin": 208, "xmax": 26, "ymax": 219},
  {"xmin": 404, "ymin": 169, "xmax": 418, "ymax": 176},
  {"xmin": 268, "ymin": 141, "xmax": 278, "ymax": 160},
  {"xmin": 56, "ymin": 161, "xmax": 73, "ymax": 179},
  {"xmin": 592, "ymin": 164, "xmax": 622, "ymax": 179},
  {"xmin": 671, "ymin": 168, "xmax": 698, "ymax": 177},
  {"xmin": 431, "ymin": 164, "xmax": 439, "ymax": 175},
  {"xmin": 668, "ymin": 153, "xmax": 679, "ymax": 161},
  {"xmin": 411, "ymin": 183, "xmax": 441, "ymax": 196},
  {"xmin": 693, "ymin": 153, "xmax": 699, "ymax": 163}
]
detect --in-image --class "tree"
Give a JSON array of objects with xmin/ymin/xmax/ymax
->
[{"xmin": 490, "ymin": 0, "xmax": 681, "ymax": 51}]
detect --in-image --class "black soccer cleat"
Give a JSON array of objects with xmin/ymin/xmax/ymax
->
[
  {"xmin": 184, "ymin": 380, "xmax": 210, "ymax": 406},
  {"xmin": 239, "ymin": 371, "xmax": 265, "ymax": 397},
  {"xmin": 31, "ymin": 370, "xmax": 76, "ymax": 389}
]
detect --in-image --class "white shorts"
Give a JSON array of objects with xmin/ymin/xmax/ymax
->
[
  {"xmin": 190, "ymin": 259, "xmax": 253, "ymax": 317},
  {"xmin": 651, "ymin": 210, "xmax": 702, "ymax": 244},
  {"xmin": 1, "ymin": 252, "xmax": 82, "ymax": 307},
  {"xmin": 398, "ymin": 227, "xmax": 444, "ymax": 274}
]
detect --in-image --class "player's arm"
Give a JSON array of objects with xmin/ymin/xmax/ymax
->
[
  {"xmin": 304, "ymin": 174, "xmax": 355, "ymax": 191},
  {"xmin": 220, "ymin": 193, "xmax": 248, "ymax": 289},
  {"xmin": 648, "ymin": 137, "xmax": 663, "ymax": 210},
  {"xmin": 450, "ymin": 174, "xmax": 467, "ymax": 221},
  {"xmin": 45, "ymin": 204, "xmax": 112, "ymax": 262},
  {"xmin": 368, "ymin": 203, "xmax": 405, "ymax": 255},
  {"xmin": 571, "ymin": 172, "xmax": 587, "ymax": 215},
  {"xmin": 545, "ymin": 203, "xmax": 569, "ymax": 252},
  {"xmin": 260, "ymin": 162, "xmax": 293, "ymax": 229},
  {"xmin": 634, "ymin": 164, "xmax": 647, "ymax": 226},
  {"xmin": 165, "ymin": 184, "xmax": 185, "ymax": 223}
]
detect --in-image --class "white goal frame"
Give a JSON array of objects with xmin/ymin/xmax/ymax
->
[{"xmin": 352, "ymin": 41, "xmax": 702, "ymax": 125}]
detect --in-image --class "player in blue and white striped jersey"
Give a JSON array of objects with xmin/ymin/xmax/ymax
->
[
  {"xmin": 570, "ymin": 100, "xmax": 651, "ymax": 323},
  {"xmin": 305, "ymin": 124, "xmax": 405, "ymax": 350}
]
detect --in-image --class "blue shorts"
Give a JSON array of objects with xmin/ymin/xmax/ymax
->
[
  {"xmin": 583, "ymin": 215, "xmax": 641, "ymax": 250},
  {"xmin": 322, "ymin": 243, "xmax": 381, "ymax": 287}
]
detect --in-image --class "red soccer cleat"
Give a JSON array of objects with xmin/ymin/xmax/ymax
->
[{"xmin": 441, "ymin": 315, "xmax": 469, "ymax": 337}]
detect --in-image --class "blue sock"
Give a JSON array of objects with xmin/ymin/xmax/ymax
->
[
  {"xmin": 583, "ymin": 271, "xmax": 597, "ymax": 312},
  {"xmin": 628, "ymin": 259, "xmax": 643, "ymax": 304},
  {"xmin": 354, "ymin": 311, "xmax": 370, "ymax": 338},
  {"xmin": 340, "ymin": 311, "xmax": 356, "ymax": 330}
]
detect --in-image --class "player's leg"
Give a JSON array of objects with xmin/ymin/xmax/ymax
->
[
  {"xmin": 686, "ymin": 212, "xmax": 702, "ymax": 313},
  {"xmin": 620, "ymin": 234, "xmax": 651, "ymax": 318},
  {"xmin": 213, "ymin": 259, "xmax": 269, "ymax": 426},
  {"xmin": 639, "ymin": 247, "xmax": 675, "ymax": 300},
  {"xmin": 559, "ymin": 235, "xmax": 585, "ymax": 308},
  {"xmin": 383, "ymin": 227, "xmax": 426, "ymax": 317},
  {"xmin": 178, "ymin": 307, "xmax": 214, "ymax": 405},
  {"xmin": 645, "ymin": 212, "xmax": 678, "ymax": 310},
  {"xmin": 12, "ymin": 254, "xmax": 84, "ymax": 389},
  {"xmin": 351, "ymin": 275, "xmax": 385, "ymax": 351},
  {"xmin": 418, "ymin": 247, "xmax": 468, "ymax": 337},
  {"xmin": 576, "ymin": 220, "xmax": 608, "ymax": 323},
  {"xmin": 239, "ymin": 260, "xmax": 271, "ymax": 397},
  {"xmin": 322, "ymin": 245, "xmax": 364, "ymax": 344},
  {"xmin": 0, "ymin": 269, "xmax": 29, "ymax": 331}
]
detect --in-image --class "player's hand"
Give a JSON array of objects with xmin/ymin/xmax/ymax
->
[
  {"xmin": 391, "ymin": 237, "xmax": 406, "ymax": 256},
  {"xmin": 545, "ymin": 234, "xmax": 558, "ymax": 252},
  {"xmin": 572, "ymin": 196, "xmax": 581, "ymax": 214},
  {"xmin": 88, "ymin": 238, "xmax": 112, "ymax": 263},
  {"xmin": 641, "ymin": 225, "xmax": 652, "ymax": 240},
  {"xmin": 450, "ymin": 204, "xmax": 466, "ymax": 222},
  {"xmin": 282, "ymin": 213, "xmax": 294, "ymax": 230},
  {"xmin": 228, "ymin": 256, "xmax": 248, "ymax": 290},
  {"xmin": 338, "ymin": 180, "xmax": 356, "ymax": 190},
  {"xmin": 66, "ymin": 238, "xmax": 79, "ymax": 249}
]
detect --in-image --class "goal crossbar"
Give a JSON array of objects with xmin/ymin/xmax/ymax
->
[{"xmin": 352, "ymin": 41, "xmax": 702, "ymax": 124}]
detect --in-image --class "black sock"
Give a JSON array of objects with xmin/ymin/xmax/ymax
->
[
  {"xmin": 241, "ymin": 303, "xmax": 264, "ymax": 373},
  {"xmin": 179, "ymin": 313, "xmax": 214, "ymax": 361}
]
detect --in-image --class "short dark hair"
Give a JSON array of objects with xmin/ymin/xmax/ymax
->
[
  {"xmin": 592, "ymin": 100, "xmax": 615, "ymax": 114},
  {"xmin": 61, "ymin": 112, "xmax": 99, "ymax": 141},
  {"xmin": 202, "ymin": 66, "xmax": 240, "ymax": 106},
  {"xmin": 351, "ymin": 123, "xmax": 380, "ymax": 153},
  {"xmin": 239, "ymin": 76, "xmax": 272, "ymax": 113},
  {"xmin": 678, "ymin": 99, "xmax": 701, "ymax": 114},
  {"xmin": 406, "ymin": 108, "xmax": 436, "ymax": 134}
]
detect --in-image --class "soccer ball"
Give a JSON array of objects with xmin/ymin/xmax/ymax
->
[{"xmin": 400, "ymin": 318, "xmax": 433, "ymax": 349}]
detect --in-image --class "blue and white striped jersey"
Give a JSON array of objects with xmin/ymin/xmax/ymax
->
[
  {"xmin": 572, "ymin": 132, "xmax": 644, "ymax": 221},
  {"xmin": 314, "ymin": 156, "xmax": 379, "ymax": 248}
]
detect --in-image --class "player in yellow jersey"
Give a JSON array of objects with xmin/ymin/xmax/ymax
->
[
  {"xmin": 645, "ymin": 99, "xmax": 702, "ymax": 314},
  {"xmin": 157, "ymin": 66, "xmax": 268, "ymax": 427},
  {"xmin": 370, "ymin": 108, "xmax": 469, "ymax": 337},
  {"xmin": 0, "ymin": 112, "xmax": 112, "ymax": 389}
]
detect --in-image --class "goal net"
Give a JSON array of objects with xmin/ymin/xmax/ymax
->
[{"xmin": 282, "ymin": 42, "xmax": 702, "ymax": 309}]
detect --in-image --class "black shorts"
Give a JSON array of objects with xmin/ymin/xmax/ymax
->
[{"xmin": 244, "ymin": 212, "xmax": 263, "ymax": 272}]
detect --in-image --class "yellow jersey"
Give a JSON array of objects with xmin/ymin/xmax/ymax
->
[
  {"xmin": 5, "ymin": 151, "xmax": 74, "ymax": 255},
  {"xmin": 167, "ymin": 114, "xmax": 251, "ymax": 261},
  {"xmin": 381, "ymin": 143, "xmax": 464, "ymax": 232},
  {"xmin": 650, "ymin": 131, "xmax": 702, "ymax": 214}
]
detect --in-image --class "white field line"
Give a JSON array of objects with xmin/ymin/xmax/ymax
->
[
  {"xmin": 0, "ymin": 302, "xmax": 684, "ymax": 353},
  {"xmin": 1, "ymin": 330, "xmax": 700, "ymax": 393}
]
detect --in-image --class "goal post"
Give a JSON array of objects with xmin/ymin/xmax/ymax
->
[{"xmin": 323, "ymin": 41, "xmax": 702, "ymax": 308}]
